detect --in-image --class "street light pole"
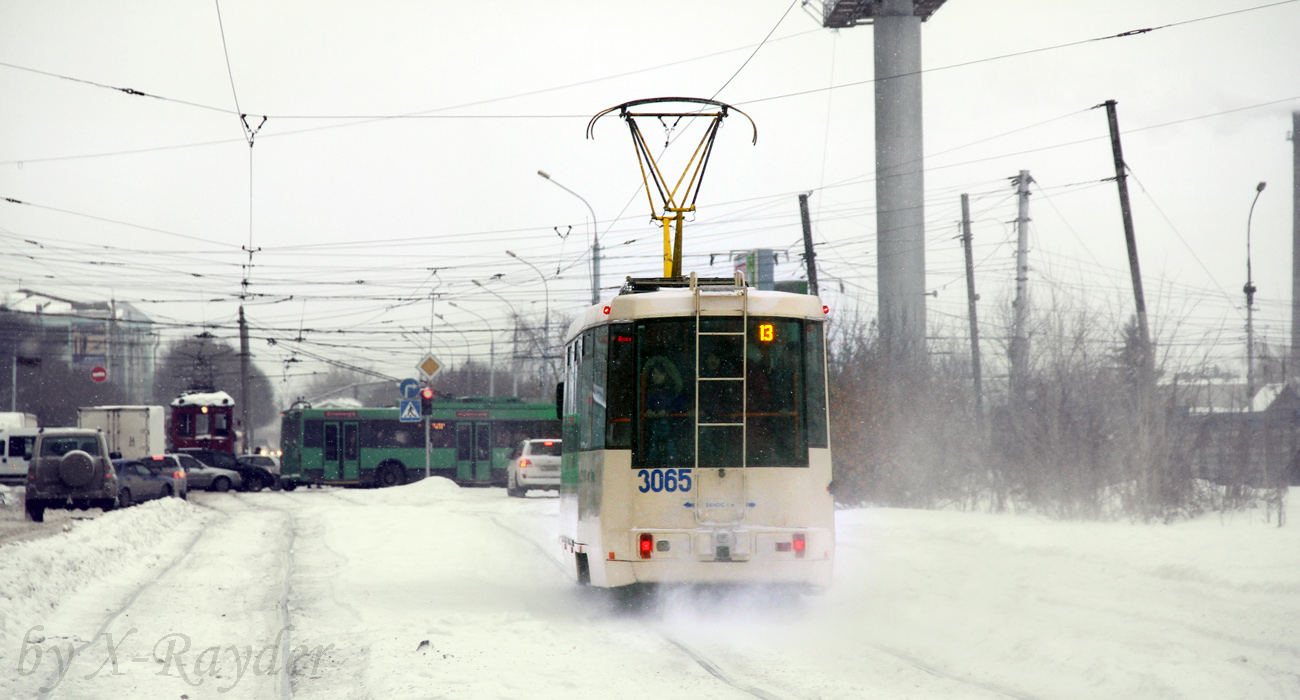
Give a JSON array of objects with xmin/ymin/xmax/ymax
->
[
  {"xmin": 538, "ymin": 170, "xmax": 600, "ymax": 305},
  {"xmin": 434, "ymin": 313, "xmax": 475, "ymax": 395},
  {"xmin": 473, "ymin": 280, "xmax": 520, "ymax": 396},
  {"xmin": 506, "ymin": 250, "xmax": 550, "ymax": 356},
  {"xmin": 1246, "ymin": 181, "xmax": 1267, "ymax": 404},
  {"xmin": 448, "ymin": 301, "xmax": 495, "ymax": 397}
]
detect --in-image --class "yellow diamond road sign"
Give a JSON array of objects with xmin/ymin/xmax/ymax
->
[{"xmin": 418, "ymin": 355, "xmax": 442, "ymax": 378}]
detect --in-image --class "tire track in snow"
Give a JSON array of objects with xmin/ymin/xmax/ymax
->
[
  {"xmin": 660, "ymin": 635, "xmax": 791, "ymax": 700},
  {"xmin": 259, "ymin": 489, "xmax": 379, "ymax": 700},
  {"xmin": 865, "ymin": 645, "xmax": 1044, "ymax": 700},
  {"xmin": 35, "ymin": 502, "xmax": 220, "ymax": 700},
  {"xmin": 488, "ymin": 513, "xmax": 567, "ymax": 574},
  {"xmin": 274, "ymin": 501, "xmax": 296, "ymax": 700}
]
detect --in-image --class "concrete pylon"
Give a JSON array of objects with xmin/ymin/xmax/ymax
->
[{"xmin": 874, "ymin": 0, "xmax": 927, "ymax": 367}]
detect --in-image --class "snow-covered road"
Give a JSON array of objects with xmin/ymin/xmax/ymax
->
[{"xmin": 2, "ymin": 480, "xmax": 1296, "ymax": 699}]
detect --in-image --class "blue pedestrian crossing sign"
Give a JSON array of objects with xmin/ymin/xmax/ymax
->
[{"xmin": 399, "ymin": 399, "xmax": 421, "ymax": 423}]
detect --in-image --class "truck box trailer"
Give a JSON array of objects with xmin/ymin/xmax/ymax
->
[{"xmin": 77, "ymin": 405, "xmax": 166, "ymax": 460}]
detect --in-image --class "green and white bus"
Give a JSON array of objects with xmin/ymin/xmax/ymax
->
[{"xmin": 279, "ymin": 397, "xmax": 560, "ymax": 488}]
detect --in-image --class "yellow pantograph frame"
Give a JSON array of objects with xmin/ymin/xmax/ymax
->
[{"xmin": 588, "ymin": 98, "xmax": 756, "ymax": 277}]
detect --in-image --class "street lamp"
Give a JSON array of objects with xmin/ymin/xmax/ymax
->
[
  {"xmin": 1245, "ymin": 181, "xmax": 1267, "ymax": 404},
  {"xmin": 448, "ymin": 301, "xmax": 495, "ymax": 397},
  {"xmin": 538, "ymin": 170, "xmax": 601, "ymax": 305},
  {"xmin": 506, "ymin": 250, "xmax": 550, "ymax": 354},
  {"xmin": 473, "ymin": 279, "xmax": 520, "ymax": 396},
  {"xmin": 434, "ymin": 313, "xmax": 475, "ymax": 395}
]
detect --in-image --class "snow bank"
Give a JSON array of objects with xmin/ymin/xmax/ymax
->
[
  {"xmin": 329, "ymin": 475, "xmax": 465, "ymax": 507},
  {"xmin": 0, "ymin": 498, "xmax": 204, "ymax": 651}
]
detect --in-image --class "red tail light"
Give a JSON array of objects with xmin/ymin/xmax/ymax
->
[
  {"xmin": 519, "ymin": 458, "xmax": 530, "ymax": 469},
  {"xmin": 173, "ymin": 470, "xmax": 186, "ymax": 479},
  {"xmin": 639, "ymin": 533, "xmax": 653, "ymax": 559},
  {"xmin": 793, "ymin": 533, "xmax": 806, "ymax": 558}
]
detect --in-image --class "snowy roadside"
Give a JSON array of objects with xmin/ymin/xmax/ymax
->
[
  {"xmin": 0, "ymin": 479, "xmax": 1294, "ymax": 699},
  {"xmin": 0, "ymin": 497, "xmax": 208, "ymax": 660}
]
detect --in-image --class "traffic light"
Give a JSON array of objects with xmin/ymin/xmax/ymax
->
[{"xmin": 420, "ymin": 387, "xmax": 434, "ymax": 416}]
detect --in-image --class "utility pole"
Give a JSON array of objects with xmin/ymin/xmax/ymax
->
[
  {"xmin": 961, "ymin": 194, "xmax": 984, "ymax": 422},
  {"xmin": 1009, "ymin": 171, "xmax": 1031, "ymax": 403},
  {"xmin": 1104, "ymin": 100, "xmax": 1154, "ymax": 384},
  {"xmin": 799, "ymin": 193, "xmax": 820, "ymax": 296},
  {"xmin": 238, "ymin": 306, "xmax": 252, "ymax": 453},
  {"xmin": 592, "ymin": 239, "xmax": 601, "ymax": 306},
  {"xmin": 1290, "ymin": 112, "xmax": 1299, "ymax": 378}
]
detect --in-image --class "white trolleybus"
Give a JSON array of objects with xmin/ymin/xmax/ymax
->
[{"xmin": 558, "ymin": 273, "xmax": 833, "ymax": 590}]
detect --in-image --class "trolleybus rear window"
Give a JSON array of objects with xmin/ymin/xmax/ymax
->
[
  {"xmin": 638, "ymin": 319, "xmax": 696, "ymax": 468},
  {"xmin": 566, "ymin": 316, "xmax": 828, "ymax": 468}
]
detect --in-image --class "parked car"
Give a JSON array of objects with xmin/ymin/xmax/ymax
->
[
  {"xmin": 506, "ymin": 438, "xmax": 562, "ymax": 497},
  {"xmin": 153, "ymin": 453, "xmax": 242, "ymax": 492},
  {"xmin": 113, "ymin": 458, "xmax": 186, "ymax": 505},
  {"xmin": 238, "ymin": 453, "xmax": 281, "ymax": 476},
  {"xmin": 24, "ymin": 428, "xmax": 119, "ymax": 521},
  {"xmin": 178, "ymin": 448, "xmax": 274, "ymax": 491}
]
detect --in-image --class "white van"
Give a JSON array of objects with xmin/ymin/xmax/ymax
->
[{"xmin": 0, "ymin": 427, "xmax": 40, "ymax": 485}]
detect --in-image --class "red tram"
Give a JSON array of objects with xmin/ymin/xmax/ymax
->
[{"xmin": 169, "ymin": 390, "xmax": 237, "ymax": 453}]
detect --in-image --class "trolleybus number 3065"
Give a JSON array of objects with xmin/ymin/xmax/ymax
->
[{"xmin": 636, "ymin": 468, "xmax": 693, "ymax": 493}]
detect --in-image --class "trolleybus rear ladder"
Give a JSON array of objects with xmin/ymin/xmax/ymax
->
[{"xmin": 691, "ymin": 270, "xmax": 749, "ymax": 525}]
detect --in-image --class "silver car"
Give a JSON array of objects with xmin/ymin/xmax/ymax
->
[
  {"xmin": 506, "ymin": 438, "xmax": 562, "ymax": 497},
  {"xmin": 114, "ymin": 458, "xmax": 187, "ymax": 505},
  {"xmin": 157, "ymin": 453, "xmax": 242, "ymax": 492}
]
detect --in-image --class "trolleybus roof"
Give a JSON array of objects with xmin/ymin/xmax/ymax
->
[{"xmin": 565, "ymin": 275, "xmax": 826, "ymax": 341}]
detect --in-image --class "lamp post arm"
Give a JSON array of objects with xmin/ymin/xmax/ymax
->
[
  {"xmin": 473, "ymin": 280, "xmax": 522, "ymax": 396},
  {"xmin": 449, "ymin": 302, "xmax": 496, "ymax": 396},
  {"xmin": 539, "ymin": 170, "xmax": 601, "ymax": 304},
  {"xmin": 506, "ymin": 251, "xmax": 550, "ymax": 351}
]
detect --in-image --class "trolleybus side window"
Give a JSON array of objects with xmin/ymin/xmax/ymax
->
[
  {"xmin": 457, "ymin": 423, "xmax": 472, "ymax": 462},
  {"xmin": 591, "ymin": 326, "xmax": 608, "ymax": 451},
  {"xmin": 344, "ymin": 423, "xmax": 359, "ymax": 461},
  {"xmin": 281, "ymin": 414, "xmax": 300, "ymax": 452},
  {"xmin": 805, "ymin": 321, "xmax": 829, "ymax": 448},
  {"xmin": 579, "ymin": 327, "xmax": 599, "ymax": 451},
  {"xmin": 562, "ymin": 340, "xmax": 579, "ymax": 457},
  {"xmin": 303, "ymin": 420, "xmax": 323, "ymax": 448},
  {"xmin": 429, "ymin": 421, "xmax": 453, "ymax": 448},
  {"xmin": 746, "ymin": 317, "xmax": 805, "ymax": 467},
  {"xmin": 324, "ymin": 423, "xmax": 340, "ymax": 462},
  {"xmin": 475, "ymin": 424, "xmax": 490, "ymax": 462},
  {"xmin": 492, "ymin": 420, "xmax": 560, "ymax": 448},
  {"xmin": 606, "ymin": 323, "xmax": 636, "ymax": 449},
  {"xmin": 637, "ymin": 319, "xmax": 695, "ymax": 468}
]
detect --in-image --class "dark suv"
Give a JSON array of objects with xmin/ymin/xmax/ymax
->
[
  {"xmin": 25, "ymin": 428, "xmax": 119, "ymax": 522},
  {"xmin": 177, "ymin": 448, "xmax": 275, "ymax": 492}
]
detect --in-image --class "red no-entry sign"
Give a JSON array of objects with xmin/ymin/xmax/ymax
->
[{"xmin": 90, "ymin": 366, "xmax": 107, "ymax": 383}]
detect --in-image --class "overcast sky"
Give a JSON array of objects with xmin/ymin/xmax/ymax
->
[{"xmin": 2, "ymin": 0, "xmax": 1298, "ymax": 400}]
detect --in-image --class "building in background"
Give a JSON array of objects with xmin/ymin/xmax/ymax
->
[{"xmin": 0, "ymin": 289, "xmax": 158, "ymax": 406}]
